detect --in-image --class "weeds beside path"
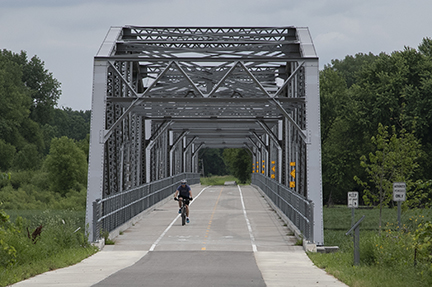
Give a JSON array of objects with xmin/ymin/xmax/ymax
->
[
  {"xmin": 308, "ymin": 206, "xmax": 432, "ymax": 287},
  {"xmin": 0, "ymin": 209, "xmax": 98, "ymax": 287}
]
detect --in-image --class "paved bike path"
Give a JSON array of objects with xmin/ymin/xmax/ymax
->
[{"xmin": 11, "ymin": 184, "xmax": 347, "ymax": 287}]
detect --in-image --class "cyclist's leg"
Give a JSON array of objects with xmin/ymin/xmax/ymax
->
[
  {"xmin": 185, "ymin": 204, "xmax": 190, "ymax": 223},
  {"xmin": 177, "ymin": 197, "xmax": 183, "ymax": 213},
  {"xmin": 185, "ymin": 199, "xmax": 190, "ymax": 217}
]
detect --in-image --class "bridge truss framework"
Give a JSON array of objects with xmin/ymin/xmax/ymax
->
[{"xmin": 85, "ymin": 26, "xmax": 323, "ymax": 245}]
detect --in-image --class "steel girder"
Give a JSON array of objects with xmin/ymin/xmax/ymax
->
[{"xmin": 85, "ymin": 26, "xmax": 323, "ymax": 244}]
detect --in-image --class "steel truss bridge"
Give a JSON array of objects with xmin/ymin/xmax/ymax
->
[{"xmin": 85, "ymin": 26, "xmax": 323, "ymax": 245}]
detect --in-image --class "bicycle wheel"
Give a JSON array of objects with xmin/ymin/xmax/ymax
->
[{"xmin": 181, "ymin": 206, "xmax": 186, "ymax": 226}]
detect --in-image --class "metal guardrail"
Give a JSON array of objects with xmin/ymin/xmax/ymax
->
[
  {"xmin": 92, "ymin": 173, "xmax": 200, "ymax": 242},
  {"xmin": 251, "ymin": 173, "xmax": 314, "ymax": 241}
]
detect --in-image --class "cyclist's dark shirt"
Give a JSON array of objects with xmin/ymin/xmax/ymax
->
[{"xmin": 177, "ymin": 184, "xmax": 191, "ymax": 198}]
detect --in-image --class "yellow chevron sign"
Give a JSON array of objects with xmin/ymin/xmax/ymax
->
[{"xmin": 290, "ymin": 168, "xmax": 295, "ymax": 179}]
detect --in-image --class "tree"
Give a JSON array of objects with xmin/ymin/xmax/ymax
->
[
  {"xmin": 0, "ymin": 140, "xmax": 15, "ymax": 171},
  {"xmin": 12, "ymin": 144, "xmax": 41, "ymax": 171},
  {"xmin": 418, "ymin": 37, "xmax": 432, "ymax": 58},
  {"xmin": 49, "ymin": 108, "xmax": 90, "ymax": 141},
  {"xmin": 0, "ymin": 50, "xmax": 56, "ymax": 164},
  {"xmin": 43, "ymin": 136, "xmax": 87, "ymax": 196},
  {"xmin": 223, "ymin": 148, "xmax": 252, "ymax": 183},
  {"xmin": 77, "ymin": 134, "xmax": 90, "ymax": 162},
  {"xmin": 24, "ymin": 56, "xmax": 61, "ymax": 124},
  {"xmin": 0, "ymin": 51, "xmax": 32, "ymax": 148},
  {"xmin": 0, "ymin": 50, "xmax": 61, "ymax": 125},
  {"xmin": 355, "ymin": 123, "xmax": 422, "ymax": 231},
  {"xmin": 199, "ymin": 148, "xmax": 228, "ymax": 176},
  {"xmin": 320, "ymin": 39, "xmax": 432, "ymax": 204},
  {"xmin": 320, "ymin": 68, "xmax": 348, "ymax": 142},
  {"xmin": 320, "ymin": 68, "xmax": 352, "ymax": 204},
  {"xmin": 328, "ymin": 52, "xmax": 378, "ymax": 88}
]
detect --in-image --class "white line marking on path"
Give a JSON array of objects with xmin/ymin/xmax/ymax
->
[
  {"xmin": 238, "ymin": 185, "xmax": 257, "ymax": 252},
  {"xmin": 149, "ymin": 186, "xmax": 210, "ymax": 251}
]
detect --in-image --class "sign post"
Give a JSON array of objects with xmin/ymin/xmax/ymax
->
[
  {"xmin": 348, "ymin": 192, "xmax": 359, "ymax": 227},
  {"xmin": 393, "ymin": 182, "xmax": 406, "ymax": 229}
]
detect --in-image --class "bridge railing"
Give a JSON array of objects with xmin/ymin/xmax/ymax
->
[
  {"xmin": 251, "ymin": 173, "xmax": 314, "ymax": 242},
  {"xmin": 92, "ymin": 173, "xmax": 200, "ymax": 242}
]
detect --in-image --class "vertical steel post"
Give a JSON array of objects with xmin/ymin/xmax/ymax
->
[
  {"xmin": 85, "ymin": 59, "xmax": 109, "ymax": 242},
  {"xmin": 304, "ymin": 58, "xmax": 324, "ymax": 245}
]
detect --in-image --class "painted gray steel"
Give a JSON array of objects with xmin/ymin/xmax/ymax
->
[{"xmin": 86, "ymin": 26, "xmax": 323, "ymax": 244}]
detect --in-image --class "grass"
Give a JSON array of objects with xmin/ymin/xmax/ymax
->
[
  {"xmin": 309, "ymin": 251, "xmax": 429, "ymax": 287},
  {"xmin": 307, "ymin": 205, "xmax": 432, "ymax": 287},
  {"xmin": 1, "ymin": 248, "xmax": 97, "ymax": 286},
  {"xmin": 6, "ymin": 209, "xmax": 86, "ymax": 229},
  {"xmin": 0, "ymin": 209, "xmax": 98, "ymax": 287},
  {"xmin": 200, "ymin": 175, "xmax": 250, "ymax": 186}
]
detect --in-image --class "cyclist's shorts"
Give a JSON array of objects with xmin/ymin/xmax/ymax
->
[{"xmin": 178, "ymin": 197, "xmax": 190, "ymax": 206}]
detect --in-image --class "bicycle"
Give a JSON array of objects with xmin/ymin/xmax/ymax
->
[{"xmin": 174, "ymin": 197, "xmax": 192, "ymax": 226}]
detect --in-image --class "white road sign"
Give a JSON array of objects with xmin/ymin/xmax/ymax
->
[
  {"xmin": 348, "ymin": 191, "xmax": 359, "ymax": 208},
  {"xmin": 393, "ymin": 182, "xmax": 406, "ymax": 202}
]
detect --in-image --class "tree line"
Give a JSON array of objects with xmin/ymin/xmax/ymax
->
[
  {"xmin": 2, "ymin": 36, "xmax": 432, "ymax": 210},
  {"xmin": 0, "ymin": 50, "xmax": 90, "ymax": 208},
  {"xmin": 321, "ymin": 38, "xmax": 432, "ymax": 208}
]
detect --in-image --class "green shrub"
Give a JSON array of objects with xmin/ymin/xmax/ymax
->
[
  {"xmin": 371, "ymin": 223, "xmax": 414, "ymax": 266},
  {"xmin": 0, "ymin": 210, "xmax": 18, "ymax": 267},
  {"xmin": 43, "ymin": 136, "xmax": 87, "ymax": 196},
  {"xmin": 51, "ymin": 188, "xmax": 87, "ymax": 211},
  {"xmin": 0, "ymin": 180, "xmax": 87, "ymax": 211},
  {"xmin": 9, "ymin": 170, "xmax": 34, "ymax": 189},
  {"xmin": 413, "ymin": 217, "xmax": 432, "ymax": 269},
  {"xmin": 0, "ymin": 185, "xmax": 48, "ymax": 210},
  {"xmin": 30, "ymin": 170, "xmax": 50, "ymax": 191}
]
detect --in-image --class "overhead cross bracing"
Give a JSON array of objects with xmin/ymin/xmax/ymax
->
[{"xmin": 86, "ymin": 26, "xmax": 323, "ymax": 245}]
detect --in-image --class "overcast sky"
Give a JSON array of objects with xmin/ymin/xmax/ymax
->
[{"xmin": 1, "ymin": 0, "xmax": 431, "ymax": 111}]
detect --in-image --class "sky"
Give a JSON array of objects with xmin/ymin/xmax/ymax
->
[{"xmin": 1, "ymin": 0, "xmax": 431, "ymax": 111}]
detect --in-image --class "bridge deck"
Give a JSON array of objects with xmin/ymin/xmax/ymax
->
[{"xmin": 12, "ymin": 184, "xmax": 346, "ymax": 287}]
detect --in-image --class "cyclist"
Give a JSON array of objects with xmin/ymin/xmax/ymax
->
[{"xmin": 174, "ymin": 179, "xmax": 193, "ymax": 223}]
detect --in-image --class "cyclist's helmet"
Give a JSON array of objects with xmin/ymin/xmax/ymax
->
[{"xmin": 180, "ymin": 179, "xmax": 187, "ymax": 184}]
